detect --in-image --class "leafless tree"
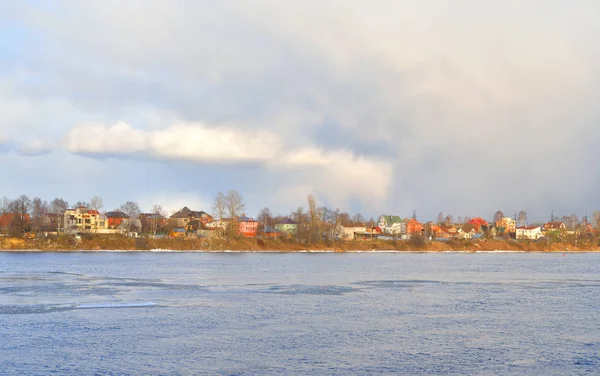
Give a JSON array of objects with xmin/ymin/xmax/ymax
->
[
  {"xmin": 307, "ymin": 193, "xmax": 319, "ymax": 244},
  {"xmin": 225, "ymin": 190, "xmax": 245, "ymax": 238},
  {"xmin": 593, "ymin": 211, "xmax": 600, "ymax": 229},
  {"xmin": 212, "ymin": 192, "xmax": 226, "ymax": 220},
  {"xmin": 7, "ymin": 195, "xmax": 32, "ymax": 235},
  {"xmin": 150, "ymin": 204, "xmax": 166, "ymax": 235},
  {"xmin": 119, "ymin": 201, "xmax": 141, "ymax": 232},
  {"xmin": 257, "ymin": 207, "xmax": 273, "ymax": 232},
  {"xmin": 493, "ymin": 210, "xmax": 505, "ymax": 223},
  {"xmin": 436, "ymin": 212, "xmax": 444, "ymax": 225},
  {"xmin": 352, "ymin": 213, "xmax": 365, "ymax": 226},
  {"xmin": 89, "ymin": 196, "xmax": 104, "ymax": 212},
  {"xmin": 50, "ymin": 198, "xmax": 69, "ymax": 232},
  {"xmin": 518, "ymin": 210, "xmax": 528, "ymax": 227},
  {"xmin": 443, "ymin": 214, "xmax": 454, "ymax": 226},
  {"xmin": 75, "ymin": 200, "xmax": 88, "ymax": 208},
  {"xmin": 31, "ymin": 197, "xmax": 49, "ymax": 233},
  {"xmin": 412, "ymin": 210, "xmax": 417, "ymax": 220}
]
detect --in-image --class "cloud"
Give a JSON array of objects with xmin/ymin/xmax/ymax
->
[
  {"xmin": 15, "ymin": 139, "xmax": 55, "ymax": 156},
  {"xmin": 64, "ymin": 121, "xmax": 281, "ymax": 163},
  {"xmin": 2, "ymin": 1, "xmax": 600, "ymax": 219}
]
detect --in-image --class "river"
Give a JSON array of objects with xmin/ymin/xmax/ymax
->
[{"xmin": 1, "ymin": 251, "xmax": 599, "ymax": 375}]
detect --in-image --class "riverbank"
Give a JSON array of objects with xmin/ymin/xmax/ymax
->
[{"xmin": 1, "ymin": 235, "xmax": 599, "ymax": 252}]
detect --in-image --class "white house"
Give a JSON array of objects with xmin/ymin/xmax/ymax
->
[
  {"xmin": 377, "ymin": 215, "xmax": 406, "ymax": 235},
  {"xmin": 516, "ymin": 226, "xmax": 544, "ymax": 240},
  {"xmin": 336, "ymin": 225, "xmax": 368, "ymax": 240}
]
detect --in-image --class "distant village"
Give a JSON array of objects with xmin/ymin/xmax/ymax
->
[{"xmin": 0, "ymin": 193, "xmax": 596, "ymax": 244}]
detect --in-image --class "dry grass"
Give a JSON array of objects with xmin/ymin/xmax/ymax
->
[{"xmin": 1, "ymin": 235, "xmax": 599, "ymax": 252}]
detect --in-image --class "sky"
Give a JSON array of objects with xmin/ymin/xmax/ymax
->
[{"xmin": 1, "ymin": 0, "xmax": 599, "ymax": 222}]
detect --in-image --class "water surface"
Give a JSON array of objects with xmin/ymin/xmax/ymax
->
[{"xmin": 1, "ymin": 252, "xmax": 599, "ymax": 375}]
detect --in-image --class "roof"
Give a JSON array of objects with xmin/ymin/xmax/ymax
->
[
  {"xmin": 238, "ymin": 216, "xmax": 254, "ymax": 222},
  {"xmin": 170, "ymin": 207, "xmax": 212, "ymax": 219},
  {"xmin": 105, "ymin": 211, "xmax": 129, "ymax": 218},
  {"xmin": 277, "ymin": 218, "xmax": 297, "ymax": 225},
  {"xmin": 380, "ymin": 215, "xmax": 403, "ymax": 224},
  {"xmin": 544, "ymin": 221, "xmax": 565, "ymax": 229},
  {"xmin": 171, "ymin": 227, "xmax": 186, "ymax": 233},
  {"xmin": 517, "ymin": 226, "xmax": 541, "ymax": 230}
]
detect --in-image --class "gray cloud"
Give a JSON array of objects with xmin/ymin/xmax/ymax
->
[{"xmin": 2, "ymin": 1, "xmax": 600, "ymax": 220}]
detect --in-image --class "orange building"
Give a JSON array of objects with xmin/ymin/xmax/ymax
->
[{"xmin": 406, "ymin": 219, "xmax": 423, "ymax": 234}]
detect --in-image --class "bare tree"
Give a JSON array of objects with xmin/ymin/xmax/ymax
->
[
  {"xmin": 75, "ymin": 200, "xmax": 88, "ymax": 208},
  {"xmin": 7, "ymin": 195, "xmax": 32, "ymax": 235},
  {"xmin": 307, "ymin": 193, "xmax": 319, "ymax": 244},
  {"xmin": 31, "ymin": 197, "xmax": 49, "ymax": 233},
  {"xmin": 352, "ymin": 212, "xmax": 365, "ymax": 226},
  {"xmin": 89, "ymin": 196, "xmax": 104, "ymax": 212},
  {"xmin": 212, "ymin": 192, "xmax": 226, "ymax": 220},
  {"xmin": 593, "ymin": 211, "xmax": 600, "ymax": 229},
  {"xmin": 257, "ymin": 207, "xmax": 273, "ymax": 232},
  {"xmin": 150, "ymin": 204, "xmax": 166, "ymax": 235},
  {"xmin": 493, "ymin": 210, "xmax": 505, "ymax": 223},
  {"xmin": 518, "ymin": 210, "xmax": 528, "ymax": 227},
  {"xmin": 412, "ymin": 210, "xmax": 417, "ymax": 220},
  {"xmin": 436, "ymin": 212, "xmax": 444, "ymax": 225},
  {"xmin": 119, "ymin": 201, "xmax": 141, "ymax": 232},
  {"xmin": 443, "ymin": 214, "xmax": 454, "ymax": 226},
  {"xmin": 225, "ymin": 190, "xmax": 245, "ymax": 238},
  {"xmin": 50, "ymin": 198, "xmax": 69, "ymax": 232}
]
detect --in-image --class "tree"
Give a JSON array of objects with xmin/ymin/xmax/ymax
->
[
  {"xmin": 7, "ymin": 195, "xmax": 32, "ymax": 235},
  {"xmin": 352, "ymin": 212, "xmax": 365, "ymax": 226},
  {"xmin": 75, "ymin": 200, "xmax": 88, "ymax": 208},
  {"xmin": 212, "ymin": 192, "xmax": 226, "ymax": 220},
  {"xmin": 456, "ymin": 216, "xmax": 463, "ymax": 225},
  {"xmin": 307, "ymin": 193, "xmax": 319, "ymax": 244},
  {"xmin": 149, "ymin": 204, "xmax": 166, "ymax": 234},
  {"xmin": 593, "ymin": 211, "xmax": 600, "ymax": 229},
  {"xmin": 31, "ymin": 197, "xmax": 49, "ymax": 233},
  {"xmin": 493, "ymin": 210, "xmax": 505, "ymax": 223},
  {"xmin": 50, "ymin": 198, "xmax": 69, "ymax": 232},
  {"xmin": 292, "ymin": 207, "xmax": 308, "ymax": 243},
  {"xmin": 436, "ymin": 212, "xmax": 444, "ymax": 225},
  {"xmin": 119, "ymin": 201, "xmax": 141, "ymax": 232},
  {"xmin": 225, "ymin": 190, "xmax": 245, "ymax": 238},
  {"xmin": 412, "ymin": 210, "xmax": 417, "ymax": 220},
  {"xmin": 257, "ymin": 207, "xmax": 273, "ymax": 232},
  {"xmin": 89, "ymin": 196, "xmax": 104, "ymax": 212},
  {"xmin": 518, "ymin": 210, "xmax": 528, "ymax": 227},
  {"xmin": 443, "ymin": 215, "xmax": 453, "ymax": 226}
]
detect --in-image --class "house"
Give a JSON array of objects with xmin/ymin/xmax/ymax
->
[
  {"xmin": 169, "ymin": 227, "xmax": 186, "ymax": 238},
  {"xmin": 205, "ymin": 218, "xmax": 232, "ymax": 231},
  {"xmin": 467, "ymin": 217, "xmax": 489, "ymax": 232},
  {"xmin": 238, "ymin": 216, "xmax": 259, "ymax": 237},
  {"xmin": 274, "ymin": 218, "xmax": 298, "ymax": 236},
  {"xmin": 405, "ymin": 219, "xmax": 423, "ymax": 235},
  {"xmin": 495, "ymin": 217, "xmax": 516, "ymax": 234},
  {"xmin": 544, "ymin": 222, "xmax": 566, "ymax": 231},
  {"xmin": 261, "ymin": 226, "xmax": 281, "ymax": 238},
  {"xmin": 336, "ymin": 225, "xmax": 368, "ymax": 240},
  {"xmin": 63, "ymin": 207, "xmax": 106, "ymax": 233},
  {"xmin": 105, "ymin": 211, "xmax": 129, "ymax": 229},
  {"xmin": 516, "ymin": 226, "xmax": 544, "ymax": 240},
  {"xmin": 438, "ymin": 226, "xmax": 459, "ymax": 239},
  {"xmin": 377, "ymin": 215, "xmax": 406, "ymax": 235},
  {"xmin": 185, "ymin": 219, "xmax": 201, "ymax": 232},
  {"xmin": 169, "ymin": 207, "xmax": 213, "ymax": 228}
]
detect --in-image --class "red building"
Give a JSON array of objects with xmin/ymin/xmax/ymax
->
[
  {"xmin": 237, "ymin": 216, "xmax": 259, "ymax": 237},
  {"xmin": 105, "ymin": 211, "xmax": 129, "ymax": 229}
]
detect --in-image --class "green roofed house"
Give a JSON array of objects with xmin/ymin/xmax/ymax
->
[
  {"xmin": 377, "ymin": 215, "xmax": 407, "ymax": 235},
  {"xmin": 275, "ymin": 218, "xmax": 298, "ymax": 236}
]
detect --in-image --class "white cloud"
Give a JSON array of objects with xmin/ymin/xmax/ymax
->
[{"xmin": 64, "ymin": 121, "xmax": 282, "ymax": 163}]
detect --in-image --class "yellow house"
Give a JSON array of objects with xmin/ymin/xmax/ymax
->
[{"xmin": 63, "ymin": 207, "xmax": 106, "ymax": 233}]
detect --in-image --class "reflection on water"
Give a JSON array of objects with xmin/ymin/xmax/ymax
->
[{"xmin": 0, "ymin": 252, "xmax": 599, "ymax": 375}]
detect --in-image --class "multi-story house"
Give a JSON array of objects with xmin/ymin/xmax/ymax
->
[
  {"xmin": 274, "ymin": 218, "xmax": 298, "ymax": 236},
  {"xmin": 238, "ymin": 216, "xmax": 259, "ymax": 237},
  {"xmin": 516, "ymin": 226, "xmax": 544, "ymax": 240},
  {"xmin": 169, "ymin": 207, "xmax": 213, "ymax": 228},
  {"xmin": 63, "ymin": 207, "xmax": 106, "ymax": 233},
  {"xmin": 377, "ymin": 215, "xmax": 406, "ymax": 235}
]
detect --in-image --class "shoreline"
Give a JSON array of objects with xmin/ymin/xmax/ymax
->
[
  {"xmin": 2, "ymin": 235, "xmax": 599, "ymax": 253},
  {"xmin": 2, "ymin": 248, "xmax": 600, "ymax": 254}
]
